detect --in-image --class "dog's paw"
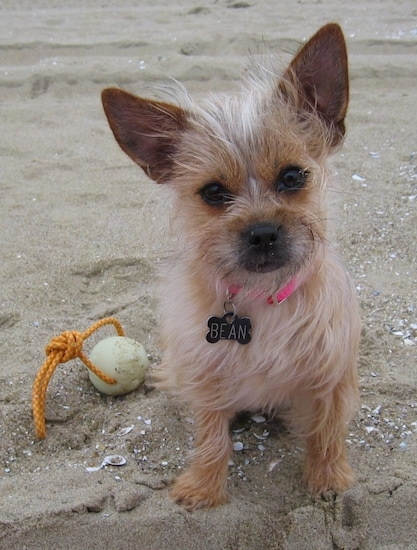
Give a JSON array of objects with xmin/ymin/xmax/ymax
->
[
  {"xmin": 171, "ymin": 472, "xmax": 228, "ymax": 511},
  {"xmin": 304, "ymin": 458, "xmax": 356, "ymax": 496}
]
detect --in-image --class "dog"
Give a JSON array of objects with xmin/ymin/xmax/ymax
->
[{"xmin": 101, "ymin": 23, "xmax": 361, "ymax": 511}]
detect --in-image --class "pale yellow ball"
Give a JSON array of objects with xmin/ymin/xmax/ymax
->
[{"xmin": 88, "ymin": 336, "xmax": 149, "ymax": 396}]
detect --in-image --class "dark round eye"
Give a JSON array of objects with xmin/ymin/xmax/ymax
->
[
  {"xmin": 200, "ymin": 182, "xmax": 233, "ymax": 206},
  {"xmin": 277, "ymin": 166, "xmax": 308, "ymax": 192}
]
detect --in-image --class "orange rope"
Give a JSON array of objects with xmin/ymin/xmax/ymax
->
[{"xmin": 32, "ymin": 317, "xmax": 125, "ymax": 440}]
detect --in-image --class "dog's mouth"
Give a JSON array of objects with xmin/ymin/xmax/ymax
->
[
  {"xmin": 242, "ymin": 256, "xmax": 289, "ymax": 274},
  {"xmin": 246, "ymin": 257, "xmax": 287, "ymax": 274}
]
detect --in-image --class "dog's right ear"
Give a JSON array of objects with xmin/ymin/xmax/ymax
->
[
  {"xmin": 282, "ymin": 23, "xmax": 349, "ymax": 148},
  {"xmin": 102, "ymin": 88, "xmax": 187, "ymax": 183}
]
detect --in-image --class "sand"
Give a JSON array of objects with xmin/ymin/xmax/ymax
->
[{"xmin": 1, "ymin": 1, "xmax": 417, "ymax": 548}]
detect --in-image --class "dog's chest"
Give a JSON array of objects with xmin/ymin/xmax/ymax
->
[{"xmin": 174, "ymin": 304, "xmax": 304, "ymax": 406}]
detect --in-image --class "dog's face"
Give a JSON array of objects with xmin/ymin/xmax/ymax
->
[
  {"xmin": 102, "ymin": 24, "xmax": 348, "ymax": 296},
  {"xmin": 162, "ymin": 97, "xmax": 328, "ymax": 295}
]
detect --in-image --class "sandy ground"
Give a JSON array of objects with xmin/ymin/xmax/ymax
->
[{"xmin": 1, "ymin": 1, "xmax": 417, "ymax": 548}]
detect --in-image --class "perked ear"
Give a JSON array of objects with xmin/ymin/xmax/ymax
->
[
  {"xmin": 283, "ymin": 23, "xmax": 349, "ymax": 146},
  {"xmin": 101, "ymin": 88, "xmax": 187, "ymax": 183}
]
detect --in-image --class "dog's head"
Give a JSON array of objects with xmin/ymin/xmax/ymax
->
[{"xmin": 102, "ymin": 24, "xmax": 348, "ymax": 296}]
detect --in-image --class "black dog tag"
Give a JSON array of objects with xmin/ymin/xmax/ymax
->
[{"xmin": 206, "ymin": 312, "xmax": 251, "ymax": 345}]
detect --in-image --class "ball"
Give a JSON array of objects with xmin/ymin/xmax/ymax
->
[{"xmin": 88, "ymin": 336, "xmax": 149, "ymax": 396}]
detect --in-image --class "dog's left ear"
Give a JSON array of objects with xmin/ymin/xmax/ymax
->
[
  {"xmin": 102, "ymin": 88, "xmax": 188, "ymax": 183},
  {"xmin": 283, "ymin": 23, "xmax": 349, "ymax": 147}
]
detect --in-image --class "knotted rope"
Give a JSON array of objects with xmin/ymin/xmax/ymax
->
[{"xmin": 32, "ymin": 317, "xmax": 124, "ymax": 440}]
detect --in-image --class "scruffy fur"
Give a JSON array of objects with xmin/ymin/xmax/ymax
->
[{"xmin": 102, "ymin": 23, "xmax": 361, "ymax": 510}]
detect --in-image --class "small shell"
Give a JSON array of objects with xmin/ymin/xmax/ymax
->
[
  {"xmin": 233, "ymin": 442, "xmax": 244, "ymax": 452},
  {"xmin": 117, "ymin": 426, "xmax": 134, "ymax": 436},
  {"xmin": 364, "ymin": 426, "xmax": 376, "ymax": 434},
  {"xmin": 86, "ymin": 466, "xmax": 102, "ymax": 473},
  {"xmin": 251, "ymin": 414, "xmax": 266, "ymax": 424},
  {"xmin": 103, "ymin": 455, "xmax": 127, "ymax": 466},
  {"xmin": 268, "ymin": 460, "xmax": 281, "ymax": 472},
  {"xmin": 254, "ymin": 430, "xmax": 270, "ymax": 440},
  {"xmin": 232, "ymin": 427, "xmax": 246, "ymax": 434}
]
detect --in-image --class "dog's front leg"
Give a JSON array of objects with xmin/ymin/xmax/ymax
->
[
  {"xmin": 302, "ymin": 377, "xmax": 358, "ymax": 495},
  {"xmin": 172, "ymin": 408, "xmax": 233, "ymax": 510}
]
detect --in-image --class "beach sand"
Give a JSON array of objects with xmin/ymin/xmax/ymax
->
[{"xmin": 1, "ymin": 1, "xmax": 417, "ymax": 548}]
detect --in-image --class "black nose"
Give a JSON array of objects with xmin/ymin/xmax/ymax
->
[
  {"xmin": 243, "ymin": 223, "xmax": 281, "ymax": 249},
  {"xmin": 240, "ymin": 223, "xmax": 289, "ymax": 273}
]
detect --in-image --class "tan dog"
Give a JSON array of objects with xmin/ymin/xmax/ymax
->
[{"xmin": 102, "ymin": 23, "xmax": 360, "ymax": 511}]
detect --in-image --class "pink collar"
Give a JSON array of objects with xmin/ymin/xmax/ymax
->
[{"xmin": 228, "ymin": 277, "xmax": 299, "ymax": 306}]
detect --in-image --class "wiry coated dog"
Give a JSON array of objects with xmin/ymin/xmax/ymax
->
[{"xmin": 102, "ymin": 23, "xmax": 360, "ymax": 511}]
